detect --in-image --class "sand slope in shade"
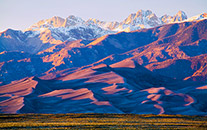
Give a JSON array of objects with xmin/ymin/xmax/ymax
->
[{"xmin": 0, "ymin": 61, "xmax": 206, "ymax": 115}]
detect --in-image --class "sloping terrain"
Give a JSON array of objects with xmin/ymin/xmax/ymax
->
[
  {"xmin": 0, "ymin": 12, "xmax": 206, "ymax": 115},
  {"xmin": 39, "ymin": 19, "xmax": 207, "ymax": 81},
  {"xmin": 0, "ymin": 10, "xmax": 197, "ymax": 54},
  {"xmin": 0, "ymin": 61, "xmax": 206, "ymax": 114},
  {"xmin": 0, "ymin": 19, "xmax": 206, "ymax": 86}
]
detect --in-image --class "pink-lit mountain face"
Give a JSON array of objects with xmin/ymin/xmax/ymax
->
[{"xmin": 0, "ymin": 10, "xmax": 207, "ymax": 115}]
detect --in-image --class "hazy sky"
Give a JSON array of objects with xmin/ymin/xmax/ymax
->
[{"xmin": 0, "ymin": 0, "xmax": 206, "ymax": 32}]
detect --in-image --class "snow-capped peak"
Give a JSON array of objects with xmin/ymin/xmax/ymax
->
[
  {"xmin": 172, "ymin": 10, "xmax": 187, "ymax": 22},
  {"xmin": 135, "ymin": 9, "xmax": 153, "ymax": 17},
  {"xmin": 62, "ymin": 15, "xmax": 85, "ymax": 27},
  {"xmin": 160, "ymin": 15, "xmax": 173, "ymax": 24},
  {"xmin": 87, "ymin": 18, "xmax": 101, "ymax": 24},
  {"xmin": 119, "ymin": 9, "xmax": 161, "ymax": 32},
  {"xmin": 160, "ymin": 10, "xmax": 187, "ymax": 24},
  {"xmin": 25, "ymin": 15, "xmax": 85, "ymax": 31},
  {"xmin": 186, "ymin": 13, "xmax": 207, "ymax": 21},
  {"xmin": 47, "ymin": 16, "xmax": 65, "ymax": 27},
  {"xmin": 23, "ymin": 9, "xmax": 206, "ymax": 38}
]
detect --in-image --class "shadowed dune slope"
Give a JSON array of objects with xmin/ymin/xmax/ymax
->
[{"xmin": 0, "ymin": 61, "xmax": 206, "ymax": 115}]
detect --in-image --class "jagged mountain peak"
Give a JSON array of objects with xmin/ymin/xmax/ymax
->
[
  {"xmin": 63, "ymin": 15, "xmax": 85, "ymax": 27},
  {"xmin": 160, "ymin": 14, "xmax": 173, "ymax": 24},
  {"xmin": 25, "ymin": 15, "xmax": 85, "ymax": 31},
  {"xmin": 160, "ymin": 10, "xmax": 187, "ymax": 24},
  {"xmin": 0, "ymin": 29, "xmax": 24, "ymax": 39},
  {"xmin": 24, "ymin": 9, "xmax": 191, "ymax": 33},
  {"xmin": 124, "ymin": 9, "xmax": 155, "ymax": 22},
  {"xmin": 86, "ymin": 18, "xmax": 102, "ymax": 24},
  {"xmin": 187, "ymin": 12, "xmax": 207, "ymax": 21},
  {"xmin": 66, "ymin": 15, "xmax": 79, "ymax": 19},
  {"xmin": 49, "ymin": 16, "xmax": 65, "ymax": 21},
  {"xmin": 86, "ymin": 18, "xmax": 106, "ymax": 28},
  {"xmin": 120, "ymin": 9, "xmax": 161, "ymax": 31},
  {"xmin": 86, "ymin": 18, "xmax": 120, "ymax": 30},
  {"xmin": 135, "ymin": 9, "xmax": 153, "ymax": 17},
  {"xmin": 176, "ymin": 10, "xmax": 187, "ymax": 16},
  {"xmin": 1, "ymin": 28, "xmax": 21, "ymax": 35},
  {"xmin": 66, "ymin": 15, "xmax": 85, "ymax": 23},
  {"xmin": 2, "ymin": 10, "xmax": 206, "ymax": 55},
  {"xmin": 46, "ymin": 16, "xmax": 65, "ymax": 27},
  {"xmin": 200, "ymin": 12, "xmax": 207, "ymax": 18},
  {"xmin": 172, "ymin": 10, "xmax": 187, "ymax": 22}
]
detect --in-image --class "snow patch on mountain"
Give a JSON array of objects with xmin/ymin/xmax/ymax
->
[
  {"xmin": 0, "ymin": 10, "xmax": 205, "ymax": 54},
  {"xmin": 186, "ymin": 13, "xmax": 207, "ymax": 21},
  {"xmin": 25, "ymin": 10, "xmax": 189, "ymax": 35}
]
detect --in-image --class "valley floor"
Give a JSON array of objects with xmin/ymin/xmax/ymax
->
[{"xmin": 0, "ymin": 113, "xmax": 206, "ymax": 129}]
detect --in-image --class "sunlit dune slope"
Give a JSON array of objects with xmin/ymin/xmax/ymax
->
[{"xmin": 0, "ymin": 60, "xmax": 206, "ymax": 115}]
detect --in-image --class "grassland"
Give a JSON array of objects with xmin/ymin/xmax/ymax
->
[{"xmin": 0, "ymin": 113, "xmax": 206, "ymax": 129}]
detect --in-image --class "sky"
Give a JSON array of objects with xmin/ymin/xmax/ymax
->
[{"xmin": 0, "ymin": 0, "xmax": 206, "ymax": 32}]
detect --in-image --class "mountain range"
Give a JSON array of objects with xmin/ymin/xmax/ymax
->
[
  {"xmin": 1, "ymin": 10, "xmax": 206, "ymax": 54},
  {"xmin": 0, "ymin": 10, "xmax": 207, "ymax": 115}
]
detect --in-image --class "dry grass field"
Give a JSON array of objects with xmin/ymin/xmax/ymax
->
[{"xmin": 0, "ymin": 113, "xmax": 207, "ymax": 129}]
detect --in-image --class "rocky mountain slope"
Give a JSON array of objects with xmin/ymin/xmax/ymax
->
[
  {"xmin": 40, "ymin": 19, "xmax": 207, "ymax": 80},
  {"xmin": 0, "ymin": 10, "xmax": 207, "ymax": 114},
  {"xmin": 0, "ymin": 19, "xmax": 207, "ymax": 86},
  {"xmin": 1, "ymin": 10, "xmax": 199, "ymax": 54}
]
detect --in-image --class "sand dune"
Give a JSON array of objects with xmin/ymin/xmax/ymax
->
[{"xmin": 0, "ymin": 61, "xmax": 206, "ymax": 115}]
